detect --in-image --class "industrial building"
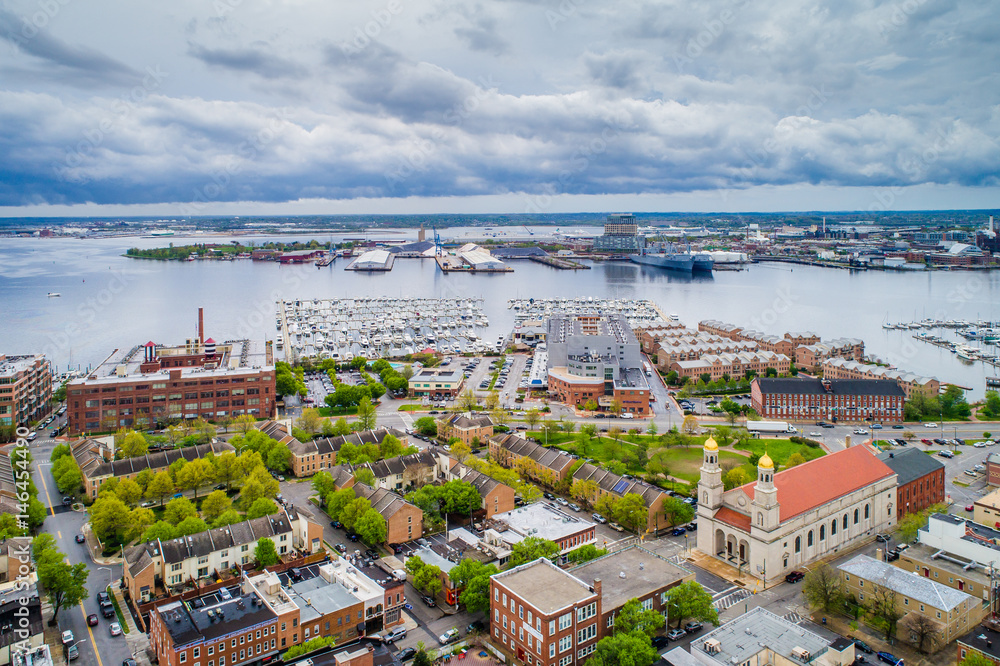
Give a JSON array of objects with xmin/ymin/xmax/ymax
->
[
  {"xmin": 66, "ymin": 310, "xmax": 276, "ymax": 434},
  {"xmin": 593, "ymin": 213, "xmax": 645, "ymax": 252},
  {"xmin": 347, "ymin": 249, "xmax": 394, "ymax": 271},
  {"xmin": 457, "ymin": 243, "xmax": 510, "ymax": 271}
]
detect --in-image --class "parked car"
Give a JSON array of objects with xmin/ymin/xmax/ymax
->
[
  {"xmin": 651, "ymin": 636, "xmax": 670, "ymax": 649},
  {"xmin": 61, "ymin": 631, "xmax": 74, "ymax": 646},
  {"xmin": 555, "ymin": 497, "xmax": 569, "ymax": 506},
  {"xmin": 75, "ymin": 534, "xmax": 86, "ymax": 544},
  {"xmin": 784, "ymin": 571, "xmax": 805, "ymax": 583},
  {"xmin": 438, "ymin": 628, "xmax": 460, "ymax": 645},
  {"xmin": 924, "ymin": 422, "xmax": 937, "ymax": 428},
  {"xmin": 875, "ymin": 533, "xmax": 891, "ymax": 543},
  {"xmin": 67, "ymin": 646, "xmax": 79, "ymax": 662},
  {"xmin": 852, "ymin": 639, "xmax": 873, "ymax": 654},
  {"xmin": 467, "ymin": 621, "xmax": 486, "ymax": 634},
  {"xmin": 684, "ymin": 622, "xmax": 703, "ymax": 633},
  {"xmin": 543, "ymin": 492, "xmax": 556, "ymax": 500},
  {"xmin": 62, "ymin": 496, "xmax": 74, "ymax": 505},
  {"xmin": 667, "ymin": 628, "xmax": 687, "ymax": 641},
  {"xmin": 938, "ymin": 450, "xmax": 954, "ymax": 458},
  {"xmin": 966, "ymin": 504, "xmax": 975, "ymax": 512},
  {"xmin": 685, "ymin": 522, "xmax": 698, "ymax": 532},
  {"xmin": 567, "ymin": 503, "xmax": 581, "ymax": 512},
  {"xmin": 101, "ymin": 602, "xmax": 115, "ymax": 618},
  {"xmin": 347, "ymin": 533, "xmax": 360, "ymax": 542},
  {"xmin": 871, "ymin": 424, "xmax": 883, "ymax": 430},
  {"xmin": 609, "ymin": 522, "xmax": 625, "ymax": 532},
  {"xmin": 671, "ymin": 527, "xmax": 686, "ymax": 536},
  {"xmin": 591, "ymin": 513, "xmax": 608, "ymax": 524},
  {"xmin": 87, "ymin": 614, "xmax": 99, "ymax": 626},
  {"xmin": 397, "ymin": 648, "xmax": 417, "ymax": 662},
  {"xmin": 97, "ymin": 591, "xmax": 111, "ymax": 605},
  {"xmin": 877, "ymin": 652, "xmax": 903, "ymax": 666},
  {"xmin": 110, "ymin": 623, "xmax": 122, "ymax": 636},
  {"xmin": 382, "ymin": 626, "xmax": 407, "ymax": 643},
  {"xmin": 421, "ymin": 594, "xmax": 437, "ymax": 608}
]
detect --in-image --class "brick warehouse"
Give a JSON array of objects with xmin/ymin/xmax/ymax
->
[
  {"xmin": 67, "ymin": 315, "xmax": 275, "ymax": 434},
  {"xmin": 877, "ymin": 448, "xmax": 945, "ymax": 520},
  {"xmin": 750, "ymin": 377, "xmax": 905, "ymax": 423}
]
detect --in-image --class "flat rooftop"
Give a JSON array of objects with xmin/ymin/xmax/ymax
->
[
  {"xmin": 692, "ymin": 607, "xmax": 830, "ymax": 666},
  {"xmin": 0, "ymin": 354, "xmax": 44, "ymax": 377},
  {"xmin": 569, "ymin": 546, "xmax": 691, "ymax": 612},
  {"xmin": 547, "ymin": 314, "xmax": 636, "ymax": 345},
  {"xmin": 78, "ymin": 339, "xmax": 271, "ymax": 385},
  {"xmin": 492, "ymin": 502, "xmax": 595, "ymax": 542},
  {"xmin": 493, "ymin": 558, "xmax": 595, "ymax": 615},
  {"xmin": 157, "ymin": 583, "xmax": 276, "ymax": 648}
]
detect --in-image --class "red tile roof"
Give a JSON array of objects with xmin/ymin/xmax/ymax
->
[
  {"xmin": 715, "ymin": 506, "xmax": 752, "ymax": 532},
  {"xmin": 735, "ymin": 445, "xmax": 895, "ymax": 523}
]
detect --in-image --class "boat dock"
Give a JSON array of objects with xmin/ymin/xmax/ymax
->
[
  {"xmin": 314, "ymin": 255, "xmax": 335, "ymax": 267},
  {"xmin": 987, "ymin": 377, "xmax": 1000, "ymax": 389},
  {"xmin": 529, "ymin": 256, "xmax": 590, "ymax": 270}
]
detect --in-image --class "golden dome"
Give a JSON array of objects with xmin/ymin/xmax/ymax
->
[
  {"xmin": 759, "ymin": 453, "xmax": 774, "ymax": 469},
  {"xmin": 704, "ymin": 436, "xmax": 718, "ymax": 451}
]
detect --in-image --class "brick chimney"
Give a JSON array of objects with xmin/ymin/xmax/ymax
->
[{"xmin": 593, "ymin": 577, "xmax": 602, "ymax": 599}]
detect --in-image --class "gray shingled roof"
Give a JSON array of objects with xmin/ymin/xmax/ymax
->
[
  {"xmin": 572, "ymin": 462, "xmax": 666, "ymax": 508},
  {"xmin": 839, "ymin": 554, "xmax": 973, "ymax": 611},
  {"xmin": 755, "ymin": 377, "xmax": 904, "ymax": 397},
  {"xmin": 353, "ymin": 483, "xmax": 417, "ymax": 520},
  {"xmin": 72, "ymin": 439, "xmax": 235, "ymax": 480},
  {"xmin": 490, "ymin": 433, "xmax": 575, "ymax": 475},
  {"xmin": 443, "ymin": 413, "xmax": 493, "ymax": 429},
  {"xmin": 287, "ymin": 427, "xmax": 407, "ymax": 456},
  {"xmin": 876, "ymin": 447, "xmax": 945, "ymax": 486}
]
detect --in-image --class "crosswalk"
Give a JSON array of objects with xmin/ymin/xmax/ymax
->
[
  {"xmin": 781, "ymin": 612, "xmax": 805, "ymax": 624},
  {"xmin": 712, "ymin": 587, "xmax": 751, "ymax": 612}
]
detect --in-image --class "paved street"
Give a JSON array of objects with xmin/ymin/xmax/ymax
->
[{"xmin": 29, "ymin": 420, "xmax": 140, "ymax": 666}]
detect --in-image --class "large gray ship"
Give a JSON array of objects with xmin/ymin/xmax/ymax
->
[{"xmin": 629, "ymin": 243, "xmax": 713, "ymax": 273}]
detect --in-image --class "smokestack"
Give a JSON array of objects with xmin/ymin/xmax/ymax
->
[{"xmin": 198, "ymin": 307, "xmax": 205, "ymax": 344}]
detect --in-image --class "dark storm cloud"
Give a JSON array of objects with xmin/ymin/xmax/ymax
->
[{"xmin": 187, "ymin": 42, "xmax": 307, "ymax": 80}]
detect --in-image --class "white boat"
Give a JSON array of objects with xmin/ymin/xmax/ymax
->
[{"xmin": 47, "ymin": 292, "xmax": 60, "ymax": 297}]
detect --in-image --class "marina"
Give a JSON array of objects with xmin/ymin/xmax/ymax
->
[
  {"xmin": 507, "ymin": 297, "xmax": 667, "ymax": 328},
  {"xmin": 275, "ymin": 297, "xmax": 493, "ymax": 362}
]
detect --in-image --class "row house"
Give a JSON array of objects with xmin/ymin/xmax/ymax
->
[
  {"xmin": 571, "ymin": 463, "xmax": 671, "ymax": 534},
  {"xmin": 697, "ymin": 320, "xmax": 744, "ymax": 340},
  {"xmin": 751, "ymin": 377, "xmax": 905, "ymax": 423},
  {"xmin": 822, "ymin": 358, "xmax": 940, "ymax": 400},
  {"xmin": 737, "ymin": 330, "xmax": 796, "ymax": 357},
  {"xmin": 633, "ymin": 323, "xmax": 694, "ymax": 353},
  {"xmin": 448, "ymin": 461, "xmax": 517, "ymax": 519},
  {"xmin": 351, "ymin": 483, "xmax": 423, "ymax": 545},
  {"xmin": 124, "ymin": 508, "xmax": 324, "ymax": 605},
  {"xmin": 72, "ymin": 437, "xmax": 235, "ymax": 500},
  {"xmin": 670, "ymin": 351, "xmax": 790, "ymax": 382},
  {"xmin": 655, "ymin": 339, "xmax": 759, "ymax": 370},
  {"xmin": 795, "ymin": 338, "xmax": 865, "ymax": 370},
  {"xmin": 488, "ymin": 433, "xmax": 577, "ymax": 485},
  {"xmin": 282, "ymin": 425, "xmax": 409, "ymax": 477}
]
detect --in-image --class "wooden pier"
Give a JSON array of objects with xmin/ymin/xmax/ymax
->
[{"xmin": 529, "ymin": 255, "xmax": 590, "ymax": 270}]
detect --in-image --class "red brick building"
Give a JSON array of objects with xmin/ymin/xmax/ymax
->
[
  {"xmin": 751, "ymin": 377, "xmax": 905, "ymax": 423},
  {"xmin": 67, "ymin": 335, "xmax": 276, "ymax": 435},
  {"xmin": 877, "ymin": 448, "xmax": 946, "ymax": 520},
  {"xmin": 0, "ymin": 353, "xmax": 52, "ymax": 427}
]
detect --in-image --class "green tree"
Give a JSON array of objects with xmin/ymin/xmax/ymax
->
[
  {"xmin": 613, "ymin": 598, "xmax": 666, "ymax": 637},
  {"xmin": 52, "ymin": 455, "xmax": 82, "ymax": 494},
  {"xmin": 283, "ymin": 637, "xmax": 337, "ymax": 660},
  {"xmin": 414, "ymin": 417, "xmax": 438, "ymax": 437},
  {"xmin": 508, "ymin": 536, "xmax": 560, "ymax": 568},
  {"xmin": 785, "ymin": 452, "xmax": 807, "ymax": 467},
  {"xmin": 127, "ymin": 507, "xmax": 157, "ymax": 541},
  {"xmin": 570, "ymin": 479, "xmax": 599, "ymax": 509},
  {"xmin": 267, "ymin": 442, "xmax": 292, "ymax": 473},
  {"xmin": 355, "ymin": 509, "xmax": 387, "ymax": 545},
  {"xmin": 960, "ymin": 652, "xmax": 996, "ymax": 666},
  {"xmin": 177, "ymin": 516, "xmax": 210, "ymax": 536},
  {"xmin": 801, "ymin": 564, "xmax": 844, "ymax": 613},
  {"xmin": 379, "ymin": 433, "xmax": 405, "ymax": 459},
  {"xmin": 439, "ymin": 480, "xmax": 482, "ymax": 514},
  {"xmin": 119, "ymin": 430, "xmax": 149, "ymax": 458},
  {"xmin": 90, "ymin": 495, "xmax": 133, "ymax": 544},
  {"xmin": 297, "ymin": 408, "xmax": 323, "ymax": 435},
  {"xmin": 255, "ymin": 537, "xmax": 280, "ymax": 567},
  {"xmin": 661, "ymin": 496, "xmax": 695, "ymax": 527},
  {"xmin": 614, "ymin": 493, "xmax": 648, "ymax": 533},
  {"xmin": 983, "ymin": 391, "xmax": 1000, "ymax": 418},
  {"xmin": 449, "ymin": 560, "xmax": 499, "ymax": 613},
  {"xmin": 312, "ymin": 470, "xmax": 337, "ymax": 501},
  {"xmin": 326, "ymin": 488, "xmax": 356, "ymax": 521},
  {"xmin": 0, "ymin": 513, "xmax": 26, "ymax": 538},
  {"xmin": 866, "ymin": 582, "xmax": 903, "ymax": 642},
  {"xmin": 240, "ymin": 467, "xmax": 280, "ymax": 508},
  {"xmin": 142, "ymin": 521, "xmax": 179, "ymax": 542},
  {"xmin": 413, "ymin": 651, "xmax": 432, "ymax": 666},
  {"xmin": 723, "ymin": 467, "xmax": 750, "ymax": 490},
  {"xmin": 458, "ymin": 389, "xmax": 478, "ymax": 412},
  {"xmin": 212, "ymin": 452, "xmax": 244, "ymax": 492},
  {"xmin": 587, "ymin": 632, "xmax": 657, "ymax": 666},
  {"xmin": 355, "ymin": 396, "xmax": 377, "ymax": 430},
  {"xmin": 213, "ymin": 510, "xmax": 244, "ymax": 528},
  {"xmin": 164, "ymin": 496, "xmax": 199, "ymax": 525},
  {"xmin": 413, "ymin": 564, "xmax": 443, "ymax": 598},
  {"xmin": 50, "ymin": 443, "xmax": 72, "ymax": 461},
  {"xmin": 178, "ymin": 458, "xmax": 214, "ymax": 499},
  {"xmin": 201, "ymin": 490, "xmax": 233, "ymax": 522},
  {"xmin": 524, "ymin": 408, "xmax": 541, "ymax": 430},
  {"xmin": 114, "ymin": 478, "xmax": 143, "ymax": 507},
  {"xmin": 565, "ymin": 544, "xmax": 607, "ymax": 564},
  {"xmin": 665, "ymin": 581, "xmax": 719, "ymax": 630},
  {"xmin": 145, "ymin": 471, "xmax": 175, "ymax": 506},
  {"xmin": 450, "ymin": 440, "xmax": 472, "ymax": 463},
  {"xmin": 355, "ymin": 468, "xmax": 377, "ymax": 487},
  {"xmin": 341, "ymin": 497, "xmax": 373, "ymax": 532},
  {"xmin": 35, "ymin": 543, "xmax": 89, "ymax": 625},
  {"xmin": 247, "ymin": 498, "xmax": 279, "ymax": 519}
]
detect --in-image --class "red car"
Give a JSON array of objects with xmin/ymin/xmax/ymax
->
[
  {"xmin": 966, "ymin": 505, "xmax": 974, "ymax": 512},
  {"xmin": 87, "ymin": 614, "xmax": 99, "ymax": 626},
  {"xmin": 921, "ymin": 439, "xmax": 932, "ymax": 445}
]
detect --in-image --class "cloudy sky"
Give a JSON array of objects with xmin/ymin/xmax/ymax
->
[{"xmin": 1, "ymin": 0, "xmax": 998, "ymax": 216}]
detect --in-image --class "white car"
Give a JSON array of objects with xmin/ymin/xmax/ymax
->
[
  {"xmin": 808, "ymin": 431, "xmax": 823, "ymax": 437},
  {"xmin": 438, "ymin": 628, "xmax": 460, "ymax": 645},
  {"xmin": 854, "ymin": 429, "xmax": 868, "ymax": 435},
  {"xmin": 110, "ymin": 623, "xmax": 122, "ymax": 636},
  {"xmin": 974, "ymin": 442, "xmax": 987, "ymax": 448},
  {"xmin": 924, "ymin": 422, "xmax": 938, "ymax": 428}
]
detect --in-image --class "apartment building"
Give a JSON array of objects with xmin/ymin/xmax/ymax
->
[
  {"xmin": 697, "ymin": 320, "xmax": 744, "ymax": 341},
  {"xmin": 0, "ymin": 354, "xmax": 51, "ymax": 427},
  {"xmin": 438, "ymin": 413, "xmax": 494, "ymax": 447},
  {"xmin": 124, "ymin": 508, "xmax": 324, "ymax": 604},
  {"xmin": 571, "ymin": 463, "xmax": 671, "ymax": 534},
  {"xmin": 839, "ymin": 554, "xmax": 987, "ymax": 649},
  {"xmin": 671, "ymin": 351, "xmax": 790, "ymax": 382},
  {"xmin": 656, "ymin": 339, "xmax": 759, "ymax": 371},
  {"xmin": 751, "ymin": 377, "xmax": 905, "ymax": 423},
  {"xmin": 489, "ymin": 558, "xmax": 601, "ymax": 666},
  {"xmin": 631, "ymin": 322, "xmax": 691, "ymax": 353},
  {"xmin": 72, "ymin": 437, "xmax": 235, "ymax": 500},
  {"xmin": 488, "ymin": 433, "xmax": 577, "ymax": 485},
  {"xmin": 546, "ymin": 315, "xmax": 651, "ymax": 416},
  {"xmin": 0, "ymin": 579, "xmax": 44, "ymax": 666},
  {"xmin": 876, "ymin": 448, "xmax": 945, "ymax": 520},
  {"xmin": 351, "ymin": 484, "xmax": 423, "ymax": 545},
  {"xmin": 795, "ymin": 338, "xmax": 866, "ymax": 370},
  {"xmin": 822, "ymin": 358, "xmax": 940, "ymax": 400},
  {"xmin": 895, "ymin": 543, "xmax": 993, "ymax": 603},
  {"xmin": 67, "ymin": 337, "xmax": 275, "ymax": 435},
  {"xmin": 351, "ymin": 450, "xmax": 445, "ymax": 492},
  {"xmin": 0, "ymin": 447, "xmax": 22, "ymax": 517}
]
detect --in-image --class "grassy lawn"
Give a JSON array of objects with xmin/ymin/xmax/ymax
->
[
  {"xmin": 648, "ymin": 447, "xmax": 749, "ymax": 483},
  {"xmin": 107, "ymin": 586, "xmax": 131, "ymax": 634},
  {"xmin": 734, "ymin": 438, "xmax": 826, "ymax": 467},
  {"xmin": 397, "ymin": 404, "xmax": 426, "ymax": 412},
  {"xmin": 317, "ymin": 406, "xmax": 359, "ymax": 417}
]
